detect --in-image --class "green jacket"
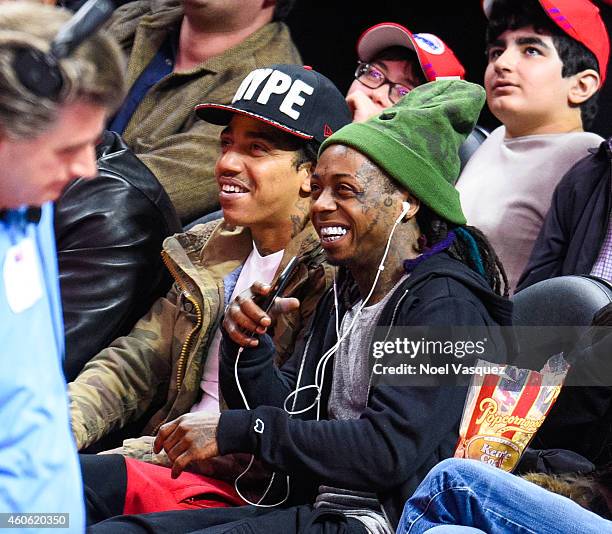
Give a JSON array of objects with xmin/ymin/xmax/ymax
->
[
  {"xmin": 108, "ymin": 0, "xmax": 302, "ymax": 223},
  {"xmin": 69, "ymin": 219, "xmax": 333, "ymax": 453}
]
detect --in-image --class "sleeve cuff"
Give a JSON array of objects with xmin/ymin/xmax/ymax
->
[{"xmin": 217, "ymin": 410, "xmax": 256, "ymax": 455}]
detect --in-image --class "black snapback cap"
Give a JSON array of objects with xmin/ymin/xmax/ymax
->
[{"xmin": 195, "ymin": 64, "xmax": 352, "ymax": 144}]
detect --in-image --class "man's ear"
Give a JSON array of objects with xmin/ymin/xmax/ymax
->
[
  {"xmin": 401, "ymin": 190, "xmax": 420, "ymax": 220},
  {"xmin": 568, "ymin": 69, "xmax": 600, "ymax": 105},
  {"xmin": 299, "ymin": 162, "xmax": 313, "ymax": 195}
]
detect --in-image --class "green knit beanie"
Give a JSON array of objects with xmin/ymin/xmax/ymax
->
[{"xmin": 319, "ymin": 80, "xmax": 486, "ymax": 225}]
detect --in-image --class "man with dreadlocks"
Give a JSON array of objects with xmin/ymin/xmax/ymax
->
[{"xmin": 86, "ymin": 80, "xmax": 516, "ymax": 534}]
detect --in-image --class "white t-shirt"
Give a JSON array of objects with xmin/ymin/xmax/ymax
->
[
  {"xmin": 456, "ymin": 126, "xmax": 602, "ymax": 293},
  {"xmin": 190, "ymin": 244, "xmax": 284, "ymax": 414}
]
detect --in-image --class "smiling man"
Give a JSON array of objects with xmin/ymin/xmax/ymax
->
[
  {"xmin": 0, "ymin": 1, "xmax": 125, "ymax": 525},
  {"xmin": 71, "ymin": 64, "xmax": 351, "ymax": 519},
  {"xmin": 456, "ymin": 0, "xmax": 609, "ymax": 293},
  {"xmin": 92, "ymin": 80, "xmax": 515, "ymax": 534}
]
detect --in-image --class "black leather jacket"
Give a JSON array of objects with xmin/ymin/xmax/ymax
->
[{"xmin": 55, "ymin": 131, "xmax": 182, "ymax": 381}]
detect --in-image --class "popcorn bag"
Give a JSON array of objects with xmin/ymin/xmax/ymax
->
[{"xmin": 454, "ymin": 356, "xmax": 569, "ymax": 471}]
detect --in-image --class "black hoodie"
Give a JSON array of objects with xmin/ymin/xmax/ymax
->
[{"xmin": 218, "ymin": 252, "xmax": 514, "ymax": 528}]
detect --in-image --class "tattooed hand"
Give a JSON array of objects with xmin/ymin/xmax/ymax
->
[{"xmin": 154, "ymin": 412, "xmax": 220, "ymax": 479}]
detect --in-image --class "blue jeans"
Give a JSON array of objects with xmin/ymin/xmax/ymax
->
[
  {"xmin": 397, "ymin": 459, "xmax": 611, "ymax": 534},
  {"xmin": 424, "ymin": 528, "xmax": 485, "ymax": 534}
]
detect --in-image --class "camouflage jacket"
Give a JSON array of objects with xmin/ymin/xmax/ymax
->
[{"xmin": 69, "ymin": 219, "xmax": 332, "ymax": 452}]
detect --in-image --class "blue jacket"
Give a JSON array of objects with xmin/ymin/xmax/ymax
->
[
  {"xmin": 218, "ymin": 253, "xmax": 514, "ymax": 529},
  {"xmin": 0, "ymin": 203, "xmax": 84, "ymax": 531}
]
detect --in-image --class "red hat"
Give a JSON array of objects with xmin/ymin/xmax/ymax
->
[
  {"xmin": 482, "ymin": 0, "xmax": 610, "ymax": 85},
  {"xmin": 356, "ymin": 22, "xmax": 466, "ymax": 82}
]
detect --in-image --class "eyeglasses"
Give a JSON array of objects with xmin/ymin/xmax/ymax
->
[{"xmin": 354, "ymin": 61, "xmax": 414, "ymax": 104}]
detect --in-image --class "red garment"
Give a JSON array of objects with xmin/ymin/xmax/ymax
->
[{"xmin": 124, "ymin": 457, "xmax": 245, "ymax": 515}]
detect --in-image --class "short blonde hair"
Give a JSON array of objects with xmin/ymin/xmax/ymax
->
[{"xmin": 0, "ymin": 2, "xmax": 126, "ymax": 138}]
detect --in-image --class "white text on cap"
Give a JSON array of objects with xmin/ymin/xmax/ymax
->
[{"xmin": 232, "ymin": 68, "xmax": 315, "ymax": 120}]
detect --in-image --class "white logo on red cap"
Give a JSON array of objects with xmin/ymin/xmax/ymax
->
[{"xmin": 413, "ymin": 33, "xmax": 446, "ymax": 55}]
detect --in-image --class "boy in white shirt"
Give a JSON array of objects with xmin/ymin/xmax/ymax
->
[{"xmin": 456, "ymin": 0, "xmax": 609, "ymax": 293}]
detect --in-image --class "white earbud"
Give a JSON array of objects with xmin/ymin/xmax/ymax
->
[{"xmin": 401, "ymin": 200, "xmax": 411, "ymax": 216}]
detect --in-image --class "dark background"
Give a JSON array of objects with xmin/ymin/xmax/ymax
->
[{"xmin": 285, "ymin": 1, "xmax": 612, "ymax": 139}]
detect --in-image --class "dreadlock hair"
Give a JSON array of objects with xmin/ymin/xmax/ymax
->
[
  {"xmin": 486, "ymin": 0, "xmax": 601, "ymax": 129},
  {"xmin": 415, "ymin": 203, "xmax": 509, "ymax": 297}
]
